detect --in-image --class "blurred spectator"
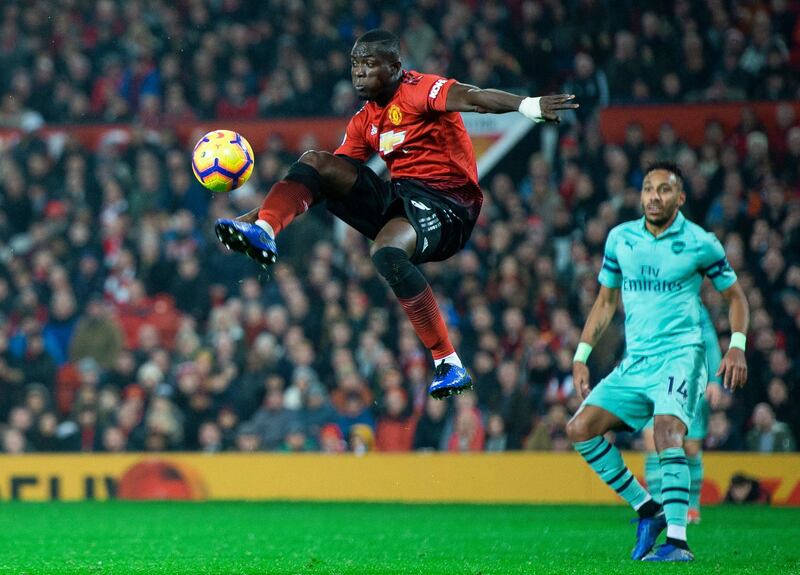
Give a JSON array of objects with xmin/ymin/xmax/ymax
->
[
  {"xmin": 705, "ymin": 411, "xmax": 745, "ymax": 452},
  {"xmin": 562, "ymin": 52, "xmax": 608, "ymax": 124},
  {"xmin": 319, "ymin": 423, "xmax": 346, "ymax": 454},
  {"xmin": 298, "ymin": 385, "xmax": 336, "ymax": 441},
  {"xmin": 216, "ymin": 78, "xmax": 258, "ymax": 120},
  {"xmin": 101, "ymin": 426, "xmax": 128, "ymax": 453},
  {"xmin": 487, "ymin": 360, "xmax": 532, "ymax": 449},
  {"xmin": 375, "ymin": 387, "xmax": 416, "ymax": 452},
  {"xmin": 283, "ymin": 366, "xmax": 322, "ymax": 410},
  {"xmin": 349, "ymin": 423, "xmax": 375, "ymax": 455},
  {"xmin": 447, "ymin": 408, "xmax": 484, "ymax": 452},
  {"xmin": 766, "ymin": 378, "xmax": 796, "ymax": 426},
  {"xmin": 485, "ymin": 413, "xmax": 508, "ymax": 452},
  {"xmin": 725, "ymin": 473, "xmax": 771, "ymax": 504},
  {"xmin": 605, "ymin": 30, "xmax": 642, "ymax": 100},
  {"xmin": 2, "ymin": 428, "xmax": 29, "ymax": 454},
  {"xmin": 746, "ymin": 403, "xmax": 796, "ymax": 452},
  {"xmin": 31, "ymin": 412, "xmax": 62, "ymax": 452},
  {"xmin": 19, "ymin": 330, "xmax": 57, "ymax": 389},
  {"xmin": 69, "ymin": 297, "xmax": 124, "ymax": 370},
  {"xmin": 235, "ymin": 423, "xmax": 261, "ymax": 452},
  {"xmin": 525, "ymin": 405, "xmax": 571, "ymax": 451},
  {"xmin": 24, "ymin": 384, "xmax": 50, "ymax": 420},
  {"xmin": 413, "ymin": 397, "xmax": 448, "ymax": 451},
  {"xmin": 243, "ymin": 389, "xmax": 297, "ymax": 450},
  {"xmin": 336, "ymin": 391, "xmax": 375, "ymax": 437},
  {"xmin": 281, "ymin": 421, "xmax": 316, "ymax": 452},
  {"xmin": 198, "ymin": 421, "xmax": 224, "ymax": 453},
  {"xmin": 43, "ymin": 291, "xmax": 79, "ymax": 366},
  {"xmin": 446, "ymin": 394, "xmax": 484, "ymax": 452}
]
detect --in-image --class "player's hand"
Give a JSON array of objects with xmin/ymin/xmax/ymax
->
[
  {"xmin": 716, "ymin": 348, "xmax": 747, "ymax": 392},
  {"xmin": 705, "ymin": 382, "xmax": 723, "ymax": 409},
  {"xmin": 540, "ymin": 94, "xmax": 579, "ymax": 123},
  {"xmin": 572, "ymin": 361, "xmax": 590, "ymax": 401}
]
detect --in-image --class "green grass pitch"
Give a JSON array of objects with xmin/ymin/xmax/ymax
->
[{"xmin": 0, "ymin": 502, "xmax": 797, "ymax": 574}]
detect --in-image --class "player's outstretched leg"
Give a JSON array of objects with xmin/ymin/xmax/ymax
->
[
  {"xmin": 370, "ymin": 220, "xmax": 471, "ymax": 399},
  {"xmin": 215, "ymin": 161, "xmax": 322, "ymax": 268},
  {"xmin": 216, "ymin": 152, "xmax": 354, "ymax": 268},
  {"xmin": 567, "ymin": 408, "xmax": 665, "ymax": 560}
]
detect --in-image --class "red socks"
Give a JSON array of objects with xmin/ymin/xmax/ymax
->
[
  {"xmin": 258, "ymin": 180, "xmax": 316, "ymax": 235},
  {"xmin": 398, "ymin": 286, "xmax": 455, "ymax": 360}
]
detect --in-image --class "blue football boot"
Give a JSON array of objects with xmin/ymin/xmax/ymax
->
[
  {"xmin": 428, "ymin": 364, "xmax": 473, "ymax": 399},
  {"xmin": 215, "ymin": 219, "xmax": 278, "ymax": 269},
  {"xmin": 631, "ymin": 510, "xmax": 667, "ymax": 560},
  {"xmin": 642, "ymin": 543, "xmax": 694, "ymax": 562}
]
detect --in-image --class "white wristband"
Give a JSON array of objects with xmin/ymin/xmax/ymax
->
[
  {"xmin": 730, "ymin": 332, "xmax": 746, "ymax": 351},
  {"xmin": 573, "ymin": 342, "xmax": 592, "ymax": 364},
  {"xmin": 518, "ymin": 97, "xmax": 545, "ymax": 123}
]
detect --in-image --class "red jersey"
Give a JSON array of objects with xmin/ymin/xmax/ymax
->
[{"xmin": 335, "ymin": 70, "xmax": 481, "ymax": 204}]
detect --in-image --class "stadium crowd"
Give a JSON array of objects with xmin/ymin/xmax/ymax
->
[
  {"xmin": 0, "ymin": 0, "xmax": 798, "ymax": 454},
  {"xmin": 1, "ymin": 0, "xmax": 800, "ymax": 129}
]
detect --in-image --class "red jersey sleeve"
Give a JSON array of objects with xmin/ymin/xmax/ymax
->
[
  {"xmin": 404, "ymin": 72, "xmax": 456, "ymax": 114},
  {"xmin": 334, "ymin": 108, "xmax": 372, "ymax": 160}
]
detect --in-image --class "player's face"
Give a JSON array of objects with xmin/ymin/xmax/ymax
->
[
  {"xmin": 350, "ymin": 43, "xmax": 400, "ymax": 102},
  {"xmin": 641, "ymin": 169, "xmax": 685, "ymax": 227}
]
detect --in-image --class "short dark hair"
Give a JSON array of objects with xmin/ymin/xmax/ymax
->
[
  {"xmin": 354, "ymin": 29, "xmax": 400, "ymax": 61},
  {"xmin": 645, "ymin": 161, "xmax": 684, "ymax": 188}
]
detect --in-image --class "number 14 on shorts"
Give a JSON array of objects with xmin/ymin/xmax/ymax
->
[{"xmin": 667, "ymin": 376, "xmax": 688, "ymax": 400}]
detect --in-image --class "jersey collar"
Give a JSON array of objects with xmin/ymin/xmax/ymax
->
[{"xmin": 639, "ymin": 211, "xmax": 686, "ymax": 239}]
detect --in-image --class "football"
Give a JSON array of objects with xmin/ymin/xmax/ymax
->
[{"xmin": 191, "ymin": 130, "xmax": 255, "ymax": 192}]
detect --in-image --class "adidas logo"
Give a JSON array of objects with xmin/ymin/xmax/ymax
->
[{"xmin": 411, "ymin": 200, "xmax": 430, "ymax": 210}]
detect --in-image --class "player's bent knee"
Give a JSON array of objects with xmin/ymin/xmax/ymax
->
[
  {"xmin": 653, "ymin": 422, "xmax": 685, "ymax": 452},
  {"xmin": 297, "ymin": 150, "xmax": 327, "ymax": 168},
  {"xmin": 298, "ymin": 150, "xmax": 340, "ymax": 176},
  {"xmin": 297, "ymin": 150, "xmax": 355, "ymax": 196},
  {"xmin": 370, "ymin": 246, "xmax": 427, "ymax": 298},
  {"xmin": 566, "ymin": 417, "xmax": 592, "ymax": 443},
  {"xmin": 371, "ymin": 246, "xmax": 409, "ymax": 282}
]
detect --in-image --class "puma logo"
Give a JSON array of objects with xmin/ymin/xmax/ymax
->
[
  {"xmin": 624, "ymin": 239, "xmax": 635, "ymax": 250},
  {"xmin": 663, "ymin": 472, "xmax": 680, "ymax": 479}
]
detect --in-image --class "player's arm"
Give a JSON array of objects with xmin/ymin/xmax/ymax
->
[
  {"xmin": 700, "ymin": 232, "xmax": 748, "ymax": 392},
  {"xmin": 572, "ymin": 285, "xmax": 620, "ymax": 401},
  {"xmin": 444, "ymin": 83, "xmax": 578, "ymax": 123},
  {"xmin": 699, "ymin": 305, "xmax": 724, "ymax": 408},
  {"xmin": 716, "ymin": 282, "xmax": 749, "ymax": 392}
]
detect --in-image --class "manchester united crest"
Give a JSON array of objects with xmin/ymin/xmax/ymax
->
[{"xmin": 388, "ymin": 105, "xmax": 402, "ymax": 126}]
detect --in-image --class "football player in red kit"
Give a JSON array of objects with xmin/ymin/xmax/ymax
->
[{"xmin": 215, "ymin": 29, "xmax": 577, "ymax": 399}]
